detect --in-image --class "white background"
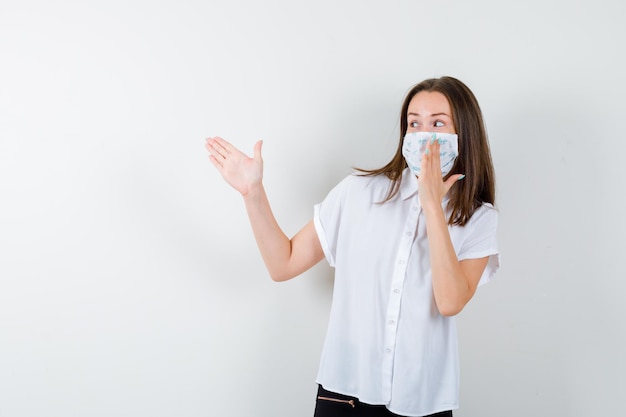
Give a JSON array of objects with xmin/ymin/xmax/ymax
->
[{"xmin": 1, "ymin": 0, "xmax": 625, "ymax": 416}]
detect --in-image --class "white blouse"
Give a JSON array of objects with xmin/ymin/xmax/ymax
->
[{"xmin": 313, "ymin": 168, "xmax": 500, "ymax": 417}]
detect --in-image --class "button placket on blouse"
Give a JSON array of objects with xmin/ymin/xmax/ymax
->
[{"xmin": 380, "ymin": 200, "xmax": 421, "ymax": 401}]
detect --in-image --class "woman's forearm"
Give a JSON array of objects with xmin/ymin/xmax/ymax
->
[
  {"xmin": 242, "ymin": 184, "xmax": 292, "ymax": 280},
  {"xmin": 423, "ymin": 206, "xmax": 476, "ymax": 317},
  {"xmin": 243, "ymin": 184, "xmax": 323, "ymax": 282}
]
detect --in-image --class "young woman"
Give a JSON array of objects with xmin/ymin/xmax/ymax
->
[{"xmin": 205, "ymin": 76, "xmax": 499, "ymax": 417}]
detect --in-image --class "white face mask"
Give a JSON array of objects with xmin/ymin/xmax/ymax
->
[{"xmin": 402, "ymin": 131, "xmax": 459, "ymax": 177}]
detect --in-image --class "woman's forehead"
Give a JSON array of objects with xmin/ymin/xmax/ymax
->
[{"xmin": 407, "ymin": 91, "xmax": 451, "ymax": 116}]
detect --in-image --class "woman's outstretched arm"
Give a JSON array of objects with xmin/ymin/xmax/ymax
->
[{"xmin": 205, "ymin": 137, "xmax": 324, "ymax": 281}]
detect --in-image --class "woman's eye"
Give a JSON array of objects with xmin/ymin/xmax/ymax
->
[
  {"xmin": 434, "ymin": 121, "xmax": 444, "ymax": 127},
  {"xmin": 409, "ymin": 121, "xmax": 418, "ymax": 128}
]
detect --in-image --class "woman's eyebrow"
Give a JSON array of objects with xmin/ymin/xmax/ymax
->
[{"xmin": 407, "ymin": 112, "xmax": 451, "ymax": 117}]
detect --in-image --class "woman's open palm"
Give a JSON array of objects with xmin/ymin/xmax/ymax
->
[{"xmin": 205, "ymin": 137, "xmax": 263, "ymax": 196}]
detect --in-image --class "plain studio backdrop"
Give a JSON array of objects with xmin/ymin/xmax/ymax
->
[{"xmin": 1, "ymin": 0, "xmax": 624, "ymax": 416}]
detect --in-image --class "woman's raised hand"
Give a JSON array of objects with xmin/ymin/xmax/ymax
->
[
  {"xmin": 417, "ymin": 138, "xmax": 464, "ymax": 211},
  {"xmin": 205, "ymin": 137, "xmax": 264, "ymax": 196}
]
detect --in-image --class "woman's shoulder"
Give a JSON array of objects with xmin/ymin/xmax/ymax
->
[
  {"xmin": 323, "ymin": 172, "xmax": 393, "ymax": 203},
  {"xmin": 476, "ymin": 201, "xmax": 497, "ymax": 213},
  {"xmin": 335, "ymin": 171, "xmax": 391, "ymax": 190},
  {"xmin": 348, "ymin": 171, "xmax": 396, "ymax": 196},
  {"xmin": 466, "ymin": 201, "xmax": 499, "ymax": 228}
]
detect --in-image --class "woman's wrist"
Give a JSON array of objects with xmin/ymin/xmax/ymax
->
[
  {"xmin": 422, "ymin": 202, "xmax": 446, "ymax": 221},
  {"xmin": 242, "ymin": 181, "xmax": 264, "ymax": 199}
]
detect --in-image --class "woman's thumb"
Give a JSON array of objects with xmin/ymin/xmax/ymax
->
[
  {"xmin": 444, "ymin": 174, "xmax": 465, "ymax": 193},
  {"xmin": 253, "ymin": 140, "xmax": 263, "ymax": 160}
]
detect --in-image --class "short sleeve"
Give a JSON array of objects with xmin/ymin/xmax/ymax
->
[
  {"xmin": 457, "ymin": 205, "xmax": 500, "ymax": 287},
  {"xmin": 313, "ymin": 176, "xmax": 352, "ymax": 267}
]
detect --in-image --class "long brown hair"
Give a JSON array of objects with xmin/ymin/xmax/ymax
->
[{"xmin": 357, "ymin": 76, "xmax": 495, "ymax": 226}]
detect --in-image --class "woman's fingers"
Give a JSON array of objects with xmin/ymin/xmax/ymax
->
[
  {"xmin": 206, "ymin": 137, "xmax": 245, "ymax": 172},
  {"xmin": 208, "ymin": 153, "xmax": 223, "ymax": 170},
  {"xmin": 206, "ymin": 137, "xmax": 229, "ymax": 159},
  {"xmin": 424, "ymin": 137, "xmax": 465, "ymax": 195},
  {"xmin": 212, "ymin": 136, "xmax": 242, "ymax": 158},
  {"xmin": 421, "ymin": 137, "xmax": 441, "ymax": 176}
]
